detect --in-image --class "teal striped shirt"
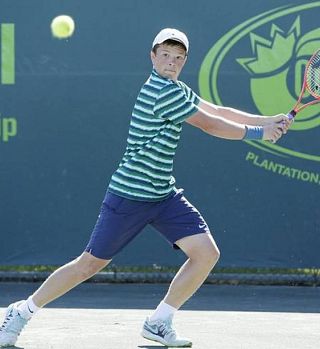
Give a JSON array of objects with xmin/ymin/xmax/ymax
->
[{"xmin": 108, "ymin": 69, "xmax": 200, "ymax": 201}]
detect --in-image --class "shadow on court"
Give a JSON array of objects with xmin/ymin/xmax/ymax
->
[{"xmin": 138, "ymin": 345, "xmax": 163, "ymax": 349}]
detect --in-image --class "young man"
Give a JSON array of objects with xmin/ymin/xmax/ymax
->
[{"xmin": 0, "ymin": 28, "xmax": 290, "ymax": 348}]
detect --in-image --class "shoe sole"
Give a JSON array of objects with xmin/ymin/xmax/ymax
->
[{"xmin": 141, "ymin": 330, "xmax": 192, "ymax": 347}]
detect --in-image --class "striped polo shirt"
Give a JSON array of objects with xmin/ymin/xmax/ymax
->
[{"xmin": 108, "ymin": 69, "xmax": 200, "ymax": 201}]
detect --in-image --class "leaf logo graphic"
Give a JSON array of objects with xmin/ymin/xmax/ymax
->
[{"xmin": 199, "ymin": 2, "xmax": 320, "ymax": 163}]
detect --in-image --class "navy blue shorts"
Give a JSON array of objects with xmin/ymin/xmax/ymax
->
[{"xmin": 85, "ymin": 188, "xmax": 210, "ymax": 260}]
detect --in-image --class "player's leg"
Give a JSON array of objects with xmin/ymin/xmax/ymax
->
[
  {"xmin": 142, "ymin": 233, "xmax": 219, "ymax": 347},
  {"xmin": 0, "ymin": 191, "xmax": 152, "ymax": 347},
  {"xmin": 32, "ymin": 252, "xmax": 110, "ymax": 307},
  {"xmin": 142, "ymin": 189, "xmax": 219, "ymax": 347},
  {"xmin": 163, "ymin": 232, "xmax": 219, "ymax": 308},
  {"xmin": 0, "ymin": 252, "xmax": 109, "ymax": 347}
]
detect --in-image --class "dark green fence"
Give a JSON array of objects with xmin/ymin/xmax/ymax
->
[{"xmin": 1, "ymin": 0, "xmax": 320, "ymax": 268}]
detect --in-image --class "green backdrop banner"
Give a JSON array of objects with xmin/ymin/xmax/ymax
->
[{"xmin": 1, "ymin": 0, "xmax": 319, "ymax": 268}]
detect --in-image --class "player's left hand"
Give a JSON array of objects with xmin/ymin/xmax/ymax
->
[{"xmin": 268, "ymin": 114, "xmax": 292, "ymax": 134}]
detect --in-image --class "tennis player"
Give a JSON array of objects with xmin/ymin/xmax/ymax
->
[{"xmin": 0, "ymin": 28, "xmax": 290, "ymax": 348}]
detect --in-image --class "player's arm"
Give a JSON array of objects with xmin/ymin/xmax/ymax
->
[
  {"xmin": 197, "ymin": 98, "xmax": 288, "ymax": 126},
  {"xmin": 185, "ymin": 105, "xmax": 284, "ymax": 143}
]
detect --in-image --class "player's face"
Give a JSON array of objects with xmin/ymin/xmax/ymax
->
[{"xmin": 151, "ymin": 43, "xmax": 187, "ymax": 81}]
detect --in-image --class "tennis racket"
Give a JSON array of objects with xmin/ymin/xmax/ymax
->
[{"xmin": 288, "ymin": 49, "xmax": 320, "ymax": 120}]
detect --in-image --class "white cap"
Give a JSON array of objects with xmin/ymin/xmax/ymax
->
[{"xmin": 152, "ymin": 28, "xmax": 189, "ymax": 53}]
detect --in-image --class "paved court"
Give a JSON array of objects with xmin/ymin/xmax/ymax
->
[{"xmin": 0, "ymin": 282, "xmax": 319, "ymax": 349}]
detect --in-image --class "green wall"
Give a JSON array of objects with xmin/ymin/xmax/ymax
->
[{"xmin": 1, "ymin": 0, "xmax": 319, "ymax": 268}]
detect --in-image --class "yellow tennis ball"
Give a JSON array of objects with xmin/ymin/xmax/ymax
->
[{"xmin": 51, "ymin": 15, "xmax": 75, "ymax": 39}]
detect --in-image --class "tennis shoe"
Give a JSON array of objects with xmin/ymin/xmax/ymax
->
[
  {"xmin": 141, "ymin": 315, "xmax": 192, "ymax": 347},
  {"xmin": 0, "ymin": 301, "xmax": 28, "ymax": 347}
]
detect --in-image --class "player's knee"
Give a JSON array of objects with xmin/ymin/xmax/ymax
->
[
  {"xmin": 180, "ymin": 234, "xmax": 220, "ymax": 269},
  {"xmin": 214, "ymin": 246, "xmax": 221, "ymax": 265},
  {"xmin": 204, "ymin": 245, "xmax": 220, "ymax": 269},
  {"xmin": 74, "ymin": 253, "xmax": 109, "ymax": 280},
  {"xmin": 78, "ymin": 264, "xmax": 100, "ymax": 280},
  {"xmin": 197, "ymin": 243, "xmax": 220, "ymax": 270}
]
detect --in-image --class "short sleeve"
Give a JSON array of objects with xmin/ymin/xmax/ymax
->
[
  {"xmin": 178, "ymin": 81, "xmax": 201, "ymax": 105},
  {"xmin": 153, "ymin": 83, "xmax": 199, "ymax": 124}
]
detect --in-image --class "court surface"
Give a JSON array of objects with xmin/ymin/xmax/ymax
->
[{"xmin": 0, "ymin": 282, "xmax": 319, "ymax": 349}]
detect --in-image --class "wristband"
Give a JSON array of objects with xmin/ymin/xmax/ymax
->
[{"xmin": 243, "ymin": 125, "xmax": 264, "ymax": 140}]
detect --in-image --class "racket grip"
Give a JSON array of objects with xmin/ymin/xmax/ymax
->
[{"xmin": 287, "ymin": 110, "xmax": 296, "ymax": 120}]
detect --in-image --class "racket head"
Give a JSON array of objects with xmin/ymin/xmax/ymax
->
[{"xmin": 305, "ymin": 49, "xmax": 320, "ymax": 99}]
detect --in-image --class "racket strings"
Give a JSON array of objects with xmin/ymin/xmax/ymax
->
[{"xmin": 306, "ymin": 52, "xmax": 320, "ymax": 98}]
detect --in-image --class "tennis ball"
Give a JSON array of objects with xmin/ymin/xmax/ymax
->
[{"xmin": 51, "ymin": 15, "xmax": 75, "ymax": 39}]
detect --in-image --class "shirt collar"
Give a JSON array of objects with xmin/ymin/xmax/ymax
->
[{"xmin": 151, "ymin": 68, "xmax": 175, "ymax": 83}]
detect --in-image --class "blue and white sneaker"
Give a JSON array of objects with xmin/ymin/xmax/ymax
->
[
  {"xmin": 0, "ymin": 301, "xmax": 29, "ymax": 347},
  {"xmin": 141, "ymin": 316, "xmax": 192, "ymax": 347}
]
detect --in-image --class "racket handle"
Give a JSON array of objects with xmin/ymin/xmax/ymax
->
[{"xmin": 287, "ymin": 110, "xmax": 296, "ymax": 120}]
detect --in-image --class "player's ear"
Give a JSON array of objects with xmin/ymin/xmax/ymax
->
[{"xmin": 150, "ymin": 50, "xmax": 156, "ymax": 63}]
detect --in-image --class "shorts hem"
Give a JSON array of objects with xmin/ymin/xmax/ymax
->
[
  {"xmin": 84, "ymin": 247, "xmax": 114, "ymax": 261},
  {"xmin": 172, "ymin": 229, "xmax": 210, "ymax": 249}
]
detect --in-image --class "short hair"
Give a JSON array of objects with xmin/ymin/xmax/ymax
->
[{"xmin": 152, "ymin": 39, "xmax": 187, "ymax": 55}]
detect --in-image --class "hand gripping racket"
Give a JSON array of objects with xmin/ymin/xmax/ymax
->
[{"xmin": 288, "ymin": 49, "xmax": 320, "ymax": 120}]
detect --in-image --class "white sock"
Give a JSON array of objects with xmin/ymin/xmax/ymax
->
[
  {"xmin": 17, "ymin": 296, "xmax": 40, "ymax": 320},
  {"xmin": 149, "ymin": 301, "xmax": 177, "ymax": 322}
]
